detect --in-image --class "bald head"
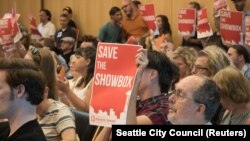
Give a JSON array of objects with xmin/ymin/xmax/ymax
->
[{"xmin": 177, "ymin": 75, "xmax": 207, "ymax": 94}]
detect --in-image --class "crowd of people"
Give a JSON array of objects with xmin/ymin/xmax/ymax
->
[{"xmin": 1, "ymin": 0, "xmax": 250, "ymax": 141}]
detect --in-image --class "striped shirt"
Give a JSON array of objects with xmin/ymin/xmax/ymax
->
[{"xmin": 38, "ymin": 99, "xmax": 75, "ymax": 141}]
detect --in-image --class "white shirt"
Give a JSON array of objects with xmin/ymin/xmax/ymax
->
[{"xmin": 38, "ymin": 21, "xmax": 56, "ymax": 38}]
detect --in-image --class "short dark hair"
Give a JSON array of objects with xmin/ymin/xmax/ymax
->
[
  {"xmin": 109, "ymin": 6, "xmax": 121, "ymax": 16},
  {"xmin": 147, "ymin": 51, "xmax": 177, "ymax": 93},
  {"xmin": 189, "ymin": 1, "xmax": 201, "ymax": 10},
  {"xmin": 230, "ymin": 45, "xmax": 250, "ymax": 63},
  {"xmin": 40, "ymin": 9, "xmax": 52, "ymax": 21},
  {"xmin": 133, "ymin": 0, "xmax": 142, "ymax": 8},
  {"xmin": 0, "ymin": 58, "xmax": 46, "ymax": 105},
  {"xmin": 192, "ymin": 78, "xmax": 220, "ymax": 121}
]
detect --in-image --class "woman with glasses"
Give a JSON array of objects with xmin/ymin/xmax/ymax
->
[{"xmin": 192, "ymin": 45, "xmax": 233, "ymax": 77}]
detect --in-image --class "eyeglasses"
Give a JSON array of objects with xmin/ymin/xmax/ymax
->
[
  {"xmin": 30, "ymin": 46, "xmax": 39, "ymax": 54},
  {"xmin": 171, "ymin": 90, "xmax": 193, "ymax": 101},
  {"xmin": 171, "ymin": 90, "xmax": 201, "ymax": 104},
  {"xmin": 29, "ymin": 46, "xmax": 41, "ymax": 62},
  {"xmin": 192, "ymin": 65, "xmax": 209, "ymax": 72}
]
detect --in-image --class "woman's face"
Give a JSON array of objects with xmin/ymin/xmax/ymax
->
[
  {"xmin": 173, "ymin": 56, "xmax": 189, "ymax": 79},
  {"xmin": 69, "ymin": 54, "xmax": 89, "ymax": 74},
  {"xmin": 155, "ymin": 17, "xmax": 162, "ymax": 29}
]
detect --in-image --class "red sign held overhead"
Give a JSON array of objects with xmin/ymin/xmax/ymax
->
[
  {"xmin": 90, "ymin": 42, "xmax": 140, "ymax": 127},
  {"xmin": 139, "ymin": 3, "xmax": 156, "ymax": 31},
  {"xmin": 0, "ymin": 18, "xmax": 14, "ymax": 45},
  {"xmin": 214, "ymin": 0, "xmax": 228, "ymax": 16},
  {"xmin": 197, "ymin": 8, "xmax": 213, "ymax": 39},
  {"xmin": 220, "ymin": 9, "xmax": 243, "ymax": 45},
  {"xmin": 178, "ymin": 8, "xmax": 196, "ymax": 36},
  {"xmin": 29, "ymin": 16, "xmax": 42, "ymax": 40}
]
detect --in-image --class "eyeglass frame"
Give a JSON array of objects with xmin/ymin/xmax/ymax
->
[
  {"xmin": 170, "ymin": 89, "xmax": 201, "ymax": 104},
  {"xmin": 192, "ymin": 65, "xmax": 209, "ymax": 73},
  {"xmin": 29, "ymin": 46, "xmax": 39, "ymax": 54}
]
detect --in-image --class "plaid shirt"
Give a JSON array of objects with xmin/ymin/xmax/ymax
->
[{"xmin": 136, "ymin": 95, "xmax": 171, "ymax": 125}]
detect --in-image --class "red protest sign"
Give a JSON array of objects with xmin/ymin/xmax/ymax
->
[
  {"xmin": 139, "ymin": 3, "xmax": 156, "ymax": 31},
  {"xmin": 2, "ymin": 13, "xmax": 20, "ymax": 39},
  {"xmin": 90, "ymin": 43, "xmax": 140, "ymax": 127},
  {"xmin": 197, "ymin": 8, "xmax": 213, "ymax": 39},
  {"xmin": 0, "ymin": 18, "xmax": 14, "ymax": 45},
  {"xmin": 220, "ymin": 9, "xmax": 244, "ymax": 45},
  {"xmin": 178, "ymin": 8, "xmax": 196, "ymax": 36},
  {"xmin": 245, "ymin": 16, "xmax": 250, "ymax": 46},
  {"xmin": 29, "ymin": 16, "xmax": 42, "ymax": 40},
  {"xmin": 214, "ymin": 0, "xmax": 228, "ymax": 16}
]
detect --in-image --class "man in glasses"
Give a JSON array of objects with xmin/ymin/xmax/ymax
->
[{"xmin": 168, "ymin": 75, "xmax": 220, "ymax": 125}]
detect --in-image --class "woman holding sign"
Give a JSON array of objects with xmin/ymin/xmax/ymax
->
[{"xmin": 57, "ymin": 46, "xmax": 96, "ymax": 111}]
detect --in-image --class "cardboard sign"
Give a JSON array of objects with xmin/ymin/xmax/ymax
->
[
  {"xmin": 214, "ymin": 0, "xmax": 228, "ymax": 16},
  {"xmin": 178, "ymin": 8, "xmax": 196, "ymax": 36},
  {"xmin": 139, "ymin": 3, "xmax": 156, "ymax": 31},
  {"xmin": 90, "ymin": 43, "xmax": 140, "ymax": 127},
  {"xmin": 0, "ymin": 18, "xmax": 14, "ymax": 45},
  {"xmin": 197, "ymin": 8, "xmax": 213, "ymax": 39},
  {"xmin": 29, "ymin": 16, "xmax": 42, "ymax": 40},
  {"xmin": 245, "ymin": 16, "xmax": 250, "ymax": 46},
  {"xmin": 220, "ymin": 9, "xmax": 243, "ymax": 45}
]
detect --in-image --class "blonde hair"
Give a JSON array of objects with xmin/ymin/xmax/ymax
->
[
  {"xmin": 213, "ymin": 66, "xmax": 250, "ymax": 103},
  {"xmin": 172, "ymin": 47, "xmax": 198, "ymax": 76},
  {"xmin": 198, "ymin": 45, "xmax": 233, "ymax": 77}
]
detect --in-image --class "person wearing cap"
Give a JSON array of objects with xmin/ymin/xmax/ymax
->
[
  {"xmin": 60, "ymin": 36, "xmax": 75, "ymax": 65},
  {"xmin": 55, "ymin": 14, "xmax": 76, "ymax": 49}
]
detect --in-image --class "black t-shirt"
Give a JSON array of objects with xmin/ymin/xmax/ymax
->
[
  {"xmin": 0, "ymin": 119, "xmax": 46, "ymax": 141},
  {"xmin": 68, "ymin": 19, "xmax": 77, "ymax": 29},
  {"xmin": 0, "ymin": 122, "xmax": 9, "ymax": 140}
]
